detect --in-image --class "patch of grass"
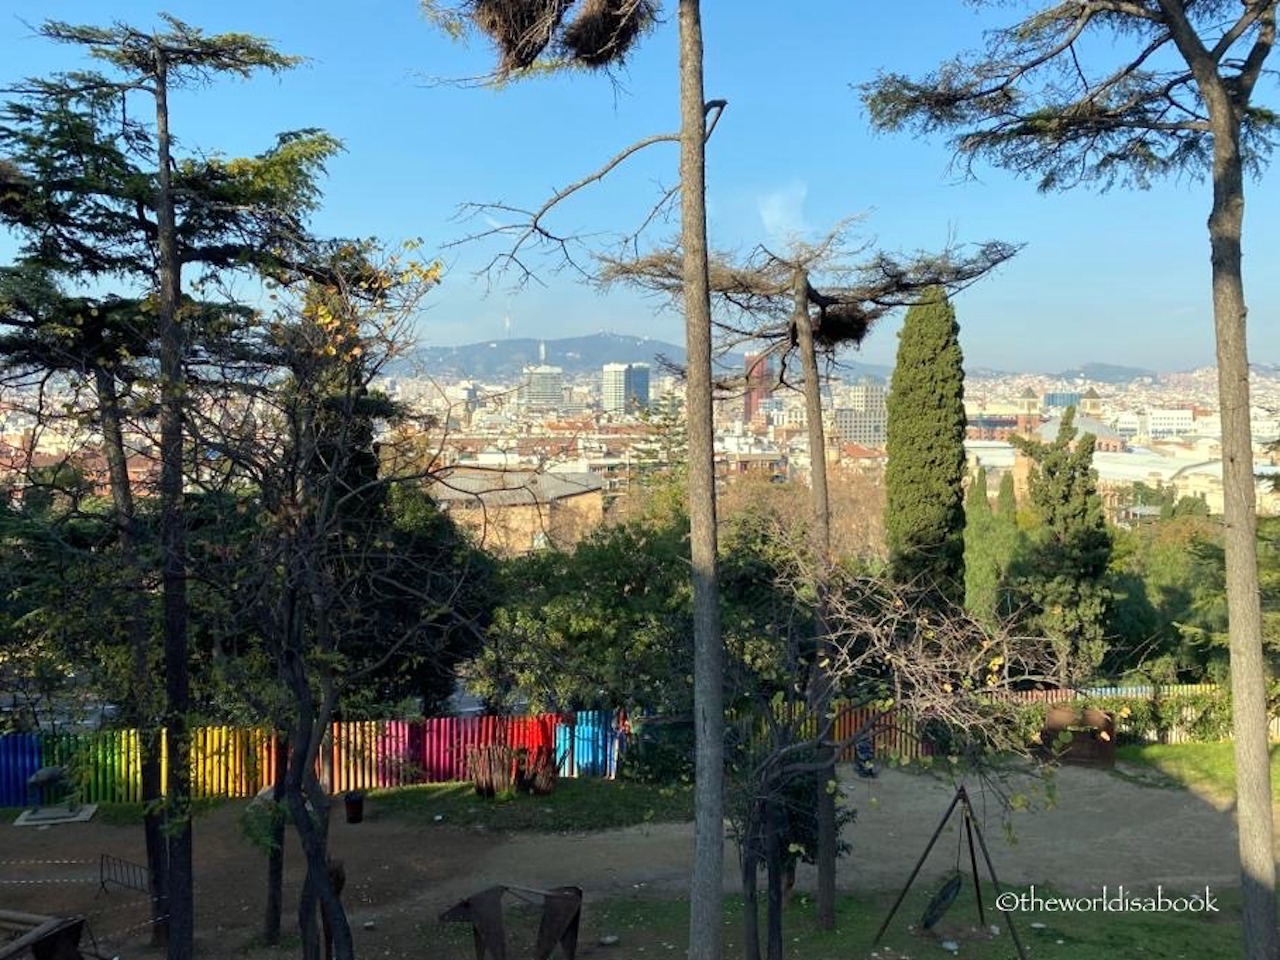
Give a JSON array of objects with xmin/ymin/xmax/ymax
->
[
  {"xmin": 372, "ymin": 777, "xmax": 693, "ymax": 832},
  {"xmin": 422, "ymin": 885, "xmax": 1247, "ymax": 959},
  {"xmin": 0, "ymin": 797, "xmax": 228, "ymax": 826},
  {"xmin": 1117, "ymin": 742, "xmax": 1280, "ymax": 804},
  {"xmin": 91, "ymin": 796, "xmax": 228, "ymax": 826},
  {"xmin": 240, "ymin": 931, "xmax": 302, "ymax": 953}
]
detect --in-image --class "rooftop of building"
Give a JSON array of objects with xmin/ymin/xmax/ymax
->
[
  {"xmin": 431, "ymin": 469, "xmax": 604, "ymax": 507},
  {"xmin": 1034, "ymin": 413, "xmax": 1124, "ymax": 444}
]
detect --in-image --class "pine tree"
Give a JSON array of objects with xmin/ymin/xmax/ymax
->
[
  {"xmin": 884, "ymin": 287, "xmax": 967, "ymax": 603},
  {"xmin": 1014, "ymin": 407, "xmax": 1112, "ymax": 682},
  {"xmin": 963, "ymin": 468, "xmax": 999, "ymax": 624},
  {"xmin": 0, "ymin": 22, "xmax": 333, "ymax": 958}
]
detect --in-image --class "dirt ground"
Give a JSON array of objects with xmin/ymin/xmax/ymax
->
[{"xmin": 1, "ymin": 763, "xmax": 1271, "ymax": 958}]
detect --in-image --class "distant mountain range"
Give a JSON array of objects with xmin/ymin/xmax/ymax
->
[
  {"xmin": 1054, "ymin": 362, "xmax": 1158, "ymax": 384},
  {"xmin": 403, "ymin": 333, "xmax": 892, "ymax": 382},
  {"xmin": 409, "ymin": 333, "xmax": 682, "ymax": 380},
  {"xmin": 398, "ymin": 333, "xmax": 1265, "ymax": 385}
]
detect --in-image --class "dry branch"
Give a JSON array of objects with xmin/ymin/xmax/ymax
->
[
  {"xmin": 448, "ymin": 99, "xmax": 726, "ymax": 284},
  {"xmin": 599, "ymin": 227, "xmax": 1020, "ymax": 387}
]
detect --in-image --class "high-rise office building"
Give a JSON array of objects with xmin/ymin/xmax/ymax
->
[
  {"xmin": 602, "ymin": 363, "xmax": 628, "ymax": 413},
  {"xmin": 602, "ymin": 362, "xmax": 651, "ymax": 414},
  {"xmin": 833, "ymin": 377, "xmax": 888, "ymax": 447},
  {"xmin": 629, "ymin": 363, "xmax": 650, "ymax": 412},
  {"xmin": 744, "ymin": 352, "xmax": 773, "ymax": 424},
  {"xmin": 520, "ymin": 364, "xmax": 565, "ymax": 410}
]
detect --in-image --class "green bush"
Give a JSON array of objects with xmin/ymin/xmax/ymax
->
[
  {"xmin": 1005, "ymin": 689, "xmax": 1253, "ymax": 749},
  {"xmin": 238, "ymin": 796, "xmax": 287, "ymax": 854},
  {"xmin": 623, "ymin": 716, "xmax": 695, "ymax": 784},
  {"xmin": 1082, "ymin": 692, "xmax": 1235, "ymax": 743}
]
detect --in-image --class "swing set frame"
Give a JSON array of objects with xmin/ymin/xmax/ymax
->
[{"xmin": 872, "ymin": 784, "xmax": 1029, "ymax": 959}]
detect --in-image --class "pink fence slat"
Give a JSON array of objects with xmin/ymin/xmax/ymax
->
[
  {"xmin": 419, "ymin": 719, "xmax": 436, "ymax": 782},
  {"xmin": 377, "ymin": 721, "xmax": 402, "ymax": 788},
  {"xmin": 420, "ymin": 717, "xmax": 451, "ymax": 783}
]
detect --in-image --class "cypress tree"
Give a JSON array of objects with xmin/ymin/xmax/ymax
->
[
  {"xmin": 963, "ymin": 468, "xmax": 999, "ymax": 624},
  {"xmin": 885, "ymin": 287, "xmax": 967, "ymax": 602},
  {"xmin": 991, "ymin": 470, "xmax": 1026, "ymax": 621},
  {"xmin": 996, "ymin": 470, "xmax": 1017, "ymax": 518}
]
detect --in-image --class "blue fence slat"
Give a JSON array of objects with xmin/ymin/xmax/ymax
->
[
  {"xmin": 554, "ymin": 710, "xmax": 618, "ymax": 778},
  {"xmin": 0, "ymin": 733, "xmax": 42, "ymax": 807}
]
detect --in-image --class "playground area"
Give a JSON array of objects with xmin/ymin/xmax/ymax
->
[{"xmin": 0, "ymin": 762, "xmax": 1268, "ymax": 958}]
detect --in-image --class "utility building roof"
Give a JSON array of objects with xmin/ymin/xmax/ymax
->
[{"xmin": 431, "ymin": 469, "xmax": 603, "ymax": 507}]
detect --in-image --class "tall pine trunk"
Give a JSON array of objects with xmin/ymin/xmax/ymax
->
[
  {"xmin": 679, "ymin": 3, "xmax": 725, "ymax": 959},
  {"xmin": 153, "ymin": 51, "xmax": 194, "ymax": 960},
  {"xmin": 93, "ymin": 367, "xmax": 169, "ymax": 945},
  {"xmin": 792, "ymin": 271, "xmax": 838, "ymax": 929},
  {"xmin": 1207, "ymin": 99, "xmax": 1278, "ymax": 960}
]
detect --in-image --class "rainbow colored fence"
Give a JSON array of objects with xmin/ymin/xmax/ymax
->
[
  {"xmin": 1, "ymin": 685, "xmax": 1271, "ymax": 805},
  {"xmin": 0, "ymin": 711, "xmax": 618, "ymax": 805}
]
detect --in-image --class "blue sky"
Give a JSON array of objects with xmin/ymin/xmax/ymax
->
[{"xmin": 2, "ymin": 1, "xmax": 1278, "ymax": 373}]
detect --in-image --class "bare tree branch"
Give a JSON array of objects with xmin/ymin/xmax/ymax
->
[{"xmin": 447, "ymin": 99, "xmax": 726, "ymax": 284}]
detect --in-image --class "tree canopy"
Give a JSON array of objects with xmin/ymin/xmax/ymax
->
[
  {"xmin": 1014, "ymin": 407, "xmax": 1112, "ymax": 682},
  {"xmin": 863, "ymin": 1, "xmax": 1279, "ymax": 193}
]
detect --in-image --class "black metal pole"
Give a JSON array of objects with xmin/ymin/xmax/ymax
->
[
  {"xmin": 961, "ymin": 790, "xmax": 1029, "ymax": 960},
  {"xmin": 872, "ymin": 786, "xmax": 964, "ymax": 945},
  {"xmin": 963, "ymin": 806, "xmax": 987, "ymax": 927}
]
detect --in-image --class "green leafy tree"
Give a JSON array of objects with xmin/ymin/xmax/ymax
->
[
  {"xmin": 991, "ymin": 471, "xmax": 1027, "ymax": 615},
  {"xmin": 193, "ymin": 251, "xmax": 478, "ymax": 960},
  {"xmin": 473, "ymin": 514, "xmax": 693, "ymax": 714},
  {"xmin": 0, "ymin": 270, "xmax": 249, "ymax": 726},
  {"xmin": 0, "ymin": 499, "xmax": 126, "ymax": 732},
  {"xmin": 863, "ymin": 4, "xmax": 1280, "ymax": 951},
  {"xmin": 1106, "ymin": 516, "xmax": 1229, "ymax": 681},
  {"xmin": 996, "ymin": 470, "xmax": 1016, "ymax": 518},
  {"xmin": 884, "ymin": 287, "xmax": 967, "ymax": 602},
  {"xmin": 1014, "ymin": 408, "xmax": 1111, "ymax": 682}
]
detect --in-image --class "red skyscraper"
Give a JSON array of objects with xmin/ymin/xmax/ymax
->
[{"xmin": 744, "ymin": 351, "xmax": 773, "ymax": 425}]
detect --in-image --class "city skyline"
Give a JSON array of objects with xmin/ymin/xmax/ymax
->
[{"xmin": 405, "ymin": 331, "xmax": 1241, "ymax": 381}]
